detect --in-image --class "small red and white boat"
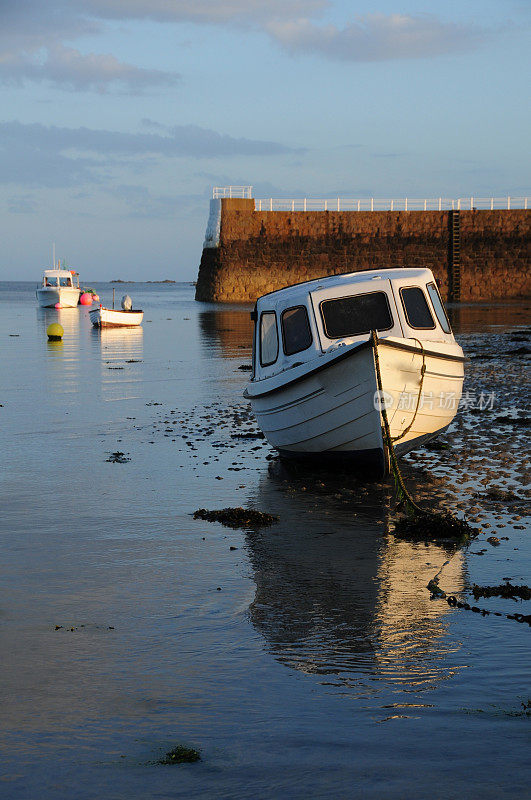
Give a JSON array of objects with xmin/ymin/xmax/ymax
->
[{"xmin": 89, "ymin": 294, "xmax": 143, "ymax": 328}]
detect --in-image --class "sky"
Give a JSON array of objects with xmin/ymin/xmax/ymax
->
[{"xmin": 1, "ymin": 0, "xmax": 529, "ymax": 281}]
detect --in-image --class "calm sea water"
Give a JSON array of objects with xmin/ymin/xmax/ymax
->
[{"xmin": 0, "ymin": 282, "xmax": 529, "ymax": 800}]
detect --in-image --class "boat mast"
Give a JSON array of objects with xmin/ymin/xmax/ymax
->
[{"xmin": 52, "ymin": 242, "xmax": 56, "ymax": 269}]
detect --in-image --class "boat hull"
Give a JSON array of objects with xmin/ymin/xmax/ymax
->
[
  {"xmin": 246, "ymin": 338, "xmax": 464, "ymax": 476},
  {"xmin": 376, "ymin": 338, "xmax": 464, "ymax": 456},
  {"xmin": 89, "ymin": 307, "xmax": 143, "ymax": 327},
  {"xmin": 36, "ymin": 287, "xmax": 81, "ymax": 308}
]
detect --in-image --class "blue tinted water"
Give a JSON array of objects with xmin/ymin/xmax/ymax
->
[{"xmin": 0, "ymin": 283, "xmax": 529, "ymax": 799}]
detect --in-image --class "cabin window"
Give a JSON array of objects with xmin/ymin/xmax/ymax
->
[
  {"xmin": 45, "ymin": 277, "xmax": 57, "ymax": 286},
  {"xmin": 59, "ymin": 276, "xmax": 71, "ymax": 287},
  {"xmin": 400, "ymin": 287, "xmax": 435, "ymax": 329},
  {"xmin": 260, "ymin": 311, "xmax": 279, "ymax": 367},
  {"xmin": 426, "ymin": 282, "xmax": 451, "ymax": 334},
  {"xmin": 320, "ymin": 292, "xmax": 393, "ymax": 339},
  {"xmin": 281, "ymin": 306, "xmax": 313, "ymax": 356}
]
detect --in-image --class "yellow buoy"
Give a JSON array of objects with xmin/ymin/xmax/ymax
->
[{"xmin": 47, "ymin": 323, "xmax": 64, "ymax": 341}]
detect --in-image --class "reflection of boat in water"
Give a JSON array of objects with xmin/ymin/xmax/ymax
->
[
  {"xmin": 245, "ymin": 268, "xmax": 464, "ymax": 476},
  {"xmin": 36, "ymin": 264, "xmax": 81, "ymax": 308},
  {"xmin": 93, "ymin": 325, "xmax": 143, "ymax": 368},
  {"xmin": 39, "ymin": 305, "xmax": 83, "ymax": 343},
  {"xmin": 373, "ymin": 536, "xmax": 464, "ymax": 681},
  {"xmin": 93, "ymin": 324, "xmax": 143, "ymax": 353},
  {"xmin": 246, "ymin": 468, "xmax": 464, "ymax": 687}
]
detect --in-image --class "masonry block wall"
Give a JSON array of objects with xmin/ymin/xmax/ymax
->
[{"xmin": 195, "ymin": 199, "xmax": 530, "ymax": 303}]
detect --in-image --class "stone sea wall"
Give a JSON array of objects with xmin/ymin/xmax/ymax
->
[{"xmin": 195, "ymin": 199, "xmax": 530, "ymax": 303}]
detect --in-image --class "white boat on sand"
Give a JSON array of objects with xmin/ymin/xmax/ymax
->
[
  {"xmin": 244, "ymin": 267, "xmax": 464, "ymax": 477},
  {"xmin": 89, "ymin": 294, "xmax": 143, "ymax": 328},
  {"xmin": 36, "ymin": 266, "xmax": 81, "ymax": 308}
]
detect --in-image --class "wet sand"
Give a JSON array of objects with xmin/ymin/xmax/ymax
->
[{"xmin": 0, "ymin": 283, "xmax": 529, "ymax": 799}]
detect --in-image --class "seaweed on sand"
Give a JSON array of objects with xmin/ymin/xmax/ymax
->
[
  {"xmin": 393, "ymin": 510, "xmax": 478, "ymax": 543},
  {"xmin": 193, "ymin": 507, "xmax": 278, "ymax": 529},
  {"xmin": 157, "ymin": 745, "xmax": 201, "ymax": 765},
  {"xmin": 472, "ymin": 583, "xmax": 531, "ymax": 601},
  {"xmin": 106, "ymin": 451, "xmax": 131, "ymax": 463}
]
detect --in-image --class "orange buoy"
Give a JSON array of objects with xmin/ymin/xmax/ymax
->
[{"xmin": 79, "ymin": 292, "xmax": 92, "ymax": 305}]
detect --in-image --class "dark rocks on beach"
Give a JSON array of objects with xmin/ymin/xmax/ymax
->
[
  {"xmin": 193, "ymin": 507, "xmax": 278, "ymax": 528},
  {"xmin": 487, "ymin": 536, "xmax": 501, "ymax": 546}
]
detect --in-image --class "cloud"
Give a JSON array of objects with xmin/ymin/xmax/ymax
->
[
  {"xmin": 0, "ymin": 2, "xmax": 491, "ymax": 94},
  {"xmin": 7, "ymin": 194, "xmax": 39, "ymax": 214},
  {"xmin": 0, "ymin": 120, "xmax": 297, "ymax": 188},
  {"xmin": 266, "ymin": 13, "xmax": 488, "ymax": 61},
  {"xmin": 0, "ymin": 43, "xmax": 180, "ymax": 94},
  {"xmin": 0, "ymin": 1, "xmax": 179, "ymax": 93},
  {"xmin": 75, "ymin": 0, "xmax": 329, "ymax": 26}
]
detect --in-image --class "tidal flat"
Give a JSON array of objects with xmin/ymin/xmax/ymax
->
[{"xmin": 0, "ymin": 282, "xmax": 529, "ymax": 800}]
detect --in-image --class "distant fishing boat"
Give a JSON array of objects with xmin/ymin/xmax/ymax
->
[
  {"xmin": 36, "ymin": 265, "xmax": 81, "ymax": 308},
  {"xmin": 245, "ymin": 267, "xmax": 465, "ymax": 476},
  {"xmin": 36, "ymin": 246, "xmax": 82, "ymax": 308},
  {"xmin": 89, "ymin": 293, "xmax": 143, "ymax": 328}
]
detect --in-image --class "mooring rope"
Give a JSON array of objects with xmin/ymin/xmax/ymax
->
[
  {"xmin": 391, "ymin": 337, "xmax": 426, "ymax": 444},
  {"xmin": 370, "ymin": 330, "xmax": 425, "ymax": 515},
  {"xmin": 428, "ymin": 563, "xmax": 531, "ymax": 625}
]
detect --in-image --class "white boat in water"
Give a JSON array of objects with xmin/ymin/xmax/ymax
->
[
  {"xmin": 36, "ymin": 265, "xmax": 81, "ymax": 308},
  {"xmin": 244, "ymin": 267, "xmax": 465, "ymax": 476},
  {"xmin": 89, "ymin": 295, "xmax": 143, "ymax": 328}
]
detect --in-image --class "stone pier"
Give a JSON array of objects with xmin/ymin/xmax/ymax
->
[{"xmin": 195, "ymin": 198, "xmax": 530, "ymax": 303}]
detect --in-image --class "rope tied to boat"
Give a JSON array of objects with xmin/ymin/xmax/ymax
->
[
  {"xmin": 391, "ymin": 338, "xmax": 426, "ymax": 444},
  {"xmin": 370, "ymin": 330, "xmax": 477, "ymax": 541},
  {"xmin": 371, "ymin": 330, "xmax": 425, "ymax": 515}
]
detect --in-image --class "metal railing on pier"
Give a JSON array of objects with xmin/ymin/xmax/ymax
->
[
  {"xmin": 254, "ymin": 196, "xmax": 529, "ymax": 212},
  {"xmin": 212, "ymin": 186, "xmax": 253, "ymax": 199},
  {"xmin": 210, "ymin": 188, "xmax": 529, "ymax": 211}
]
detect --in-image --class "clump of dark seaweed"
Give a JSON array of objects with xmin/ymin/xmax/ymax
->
[
  {"xmin": 423, "ymin": 440, "xmax": 450, "ymax": 451},
  {"xmin": 157, "ymin": 745, "xmax": 201, "ymax": 765},
  {"xmin": 492, "ymin": 415, "xmax": 529, "ymax": 427},
  {"xmin": 393, "ymin": 510, "xmax": 478, "ymax": 542},
  {"xmin": 106, "ymin": 451, "xmax": 130, "ymax": 463},
  {"xmin": 193, "ymin": 507, "xmax": 278, "ymax": 528},
  {"xmin": 472, "ymin": 583, "xmax": 531, "ymax": 601}
]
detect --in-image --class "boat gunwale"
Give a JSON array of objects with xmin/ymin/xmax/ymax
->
[
  {"xmin": 244, "ymin": 337, "xmax": 465, "ymax": 400},
  {"xmin": 89, "ymin": 307, "xmax": 143, "ymax": 314}
]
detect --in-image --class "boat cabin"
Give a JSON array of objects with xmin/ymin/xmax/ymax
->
[
  {"xmin": 251, "ymin": 268, "xmax": 454, "ymax": 380},
  {"xmin": 41, "ymin": 269, "xmax": 79, "ymax": 288}
]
